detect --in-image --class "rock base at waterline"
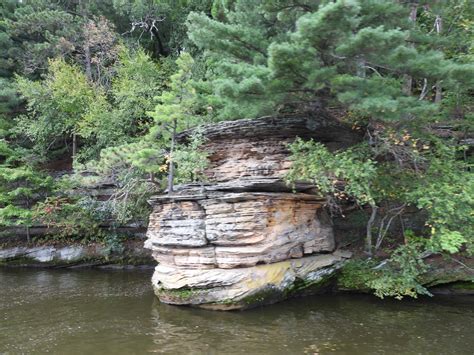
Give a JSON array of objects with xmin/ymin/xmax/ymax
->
[{"xmin": 151, "ymin": 251, "xmax": 350, "ymax": 310}]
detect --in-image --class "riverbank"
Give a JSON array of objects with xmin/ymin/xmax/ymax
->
[
  {"xmin": 1, "ymin": 239, "xmax": 472, "ymax": 298},
  {"xmin": 0, "ymin": 238, "xmax": 154, "ymax": 269},
  {"xmin": 338, "ymin": 254, "xmax": 474, "ymax": 296}
]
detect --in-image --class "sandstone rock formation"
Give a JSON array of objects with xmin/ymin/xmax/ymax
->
[
  {"xmin": 179, "ymin": 115, "xmax": 360, "ymax": 191},
  {"xmin": 146, "ymin": 115, "xmax": 357, "ymax": 310}
]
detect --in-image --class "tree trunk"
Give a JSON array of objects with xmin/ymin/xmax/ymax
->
[
  {"xmin": 26, "ymin": 196, "xmax": 30, "ymax": 244},
  {"xmin": 434, "ymin": 15, "xmax": 443, "ymax": 103},
  {"xmin": 151, "ymin": 26, "xmax": 168, "ymax": 57},
  {"xmin": 73, "ymin": 0, "xmax": 89, "ymax": 166},
  {"xmin": 356, "ymin": 56, "xmax": 366, "ymax": 78},
  {"xmin": 366, "ymin": 202, "xmax": 378, "ymax": 256},
  {"xmin": 79, "ymin": 0, "xmax": 92, "ymax": 81},
  {"xmin": 167, "ymin": 119, "xmax": 177, "ymax": 194},
  {"xmin": 84, "ymin": 38, "xmax": 92, "ymax": 81},
  {"xmin": 72, "ymin": 133, "xmax": 77, "ymax": 160},
  {"xmin": 403, "ymin": 5, "xmax": 417, "ymax": 96}
]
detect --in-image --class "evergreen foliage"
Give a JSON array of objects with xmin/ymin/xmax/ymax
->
[
  {"xmin": 186, "ymin": 0, "xmax": 474, "ymax": 297},
  {"xmin": 187, "ymin": 0, "xmax": 473, "ymax": 120},
  {"xmin": 0, "ymin": 140, "xmax": 53, "ymax": 240},
  {"xmin": 146, "ymin": 52, "xmax": 205, "ymax": 193}
]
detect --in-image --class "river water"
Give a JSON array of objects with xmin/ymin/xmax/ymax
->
[{"xmin": 0, "ymin": 269, "xmax": 472, "ymax": 355}]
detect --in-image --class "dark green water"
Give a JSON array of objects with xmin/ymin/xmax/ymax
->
[{"xmin": 0, "ymin": 269, "xmax": 472, "ymax": 355}]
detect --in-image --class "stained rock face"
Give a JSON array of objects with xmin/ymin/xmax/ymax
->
[
  {"xmin": 146, "ymin": 115, "xmax": 356, "ymax": 310},
  {"xmin": 153, "ymin": 252, "xmax": 350, "ymax": 310}
]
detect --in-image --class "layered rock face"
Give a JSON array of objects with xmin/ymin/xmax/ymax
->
[
  {"xmin": 147, "ymin": 192, "xmax": 334, "ymax": 267},
  {"xmin": 179, "ymin": 115, "xmax": 361, "ymax": 191},
  {"xmin": 146, "ymin": 115, "xmax": 357, "ymax": 310}
]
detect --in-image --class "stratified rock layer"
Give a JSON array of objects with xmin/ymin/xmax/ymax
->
[
  {"xmin": 177, "ymin": 115, "xmax": 361, "ymax": 191},
  {"xmin": 146, "ymin": 192, "xmax": 334, "ymax": 269},
  {"xmin": 146, "ymin": 115, "xmax": 357, "ymax": 309},
  {"xmin": 153, "ymin": 251, "xmax": 351, "ymax": 310}
]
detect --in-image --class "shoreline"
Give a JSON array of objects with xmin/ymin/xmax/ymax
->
[{"xmin": 1, "ymin": 242, "xmax": 471, "ymax": 299}]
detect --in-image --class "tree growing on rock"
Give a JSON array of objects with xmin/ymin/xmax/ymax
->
[{"xmin": 146, "ymin": 52, "xmax": 198, "ymax": 194}]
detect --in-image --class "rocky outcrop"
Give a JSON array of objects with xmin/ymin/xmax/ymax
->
[
  {"xmin": 153, "ymin": 251, "xmax": 350, "ymax": 310},
  {"xmin": 0, "ymin": 239, "xmax": 153, "ymax": 268},
  {"xmin": 0, "ymin": 174, "xmax": 147, "ymax": 241},
  {"xmin": 146, "ymin": 115, "xmax": 358, "ymax": 309}
]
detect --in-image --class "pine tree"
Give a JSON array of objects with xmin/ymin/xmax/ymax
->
[
  {"xmin": 188, "ymin": 0, "xmax": 474, "ymax": 268},
  {"xmin": 146, "ymin": 52, "xmax": 197, "ymax": 193},
  {"xmin": 0, "ymin": 140, "xmax": 53, "ymax": 242},
  {"xmin": 187, "ymin": 0, "xmax": 474, "ymax": 121},
  {"xmin": 1, "ymin": 1, "xmax": 82, "ymax": 78}
]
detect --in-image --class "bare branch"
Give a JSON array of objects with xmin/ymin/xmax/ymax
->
[
  {"xmin": 375, "ymin": 203, "xmax": 406, "ymax": 250},
  {"xmin": 122, "ymin": 16, "xmax": 166, "ymax": 39}
]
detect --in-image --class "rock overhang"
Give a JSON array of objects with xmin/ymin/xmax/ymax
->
[{"xmin": 177, "ymin": 115, "xmax": 362, "ymax": 189}]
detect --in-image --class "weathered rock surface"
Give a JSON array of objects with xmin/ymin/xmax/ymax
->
[
  {"xmin": 177, "ymin": 115, "xmax": 361, "ymax": 191},
  {"xmin": 146, "ymin": 115, "xmax": 358, "ymax": 309},
  {"xmin": 146, "ymin": 192, "xmax": 334, "ymax": 270},
  {"xmin": 0, "ymin": 240, "xmax": 153, "ymax": 268},
  {"xmin": 153, "ymin": 251, "xmax": 351, "ymax": 310}
]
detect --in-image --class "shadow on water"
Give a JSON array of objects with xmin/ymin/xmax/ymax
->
[{"xmin": 0, "ymin": 268, "xmax": 473, "ymax": 354}]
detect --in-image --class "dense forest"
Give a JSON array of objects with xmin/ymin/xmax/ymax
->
[{"xmin": 0, "ymin": 0, "xmax": 473, "ymax": 299}]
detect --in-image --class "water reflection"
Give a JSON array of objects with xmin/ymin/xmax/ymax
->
[
  {"xmin": 148, "ymin": 294, "xmax": 473, "ymax": 354},
  {"xmin": 0, "ymin": 269, "xmax": 472, "ymax": 355}
]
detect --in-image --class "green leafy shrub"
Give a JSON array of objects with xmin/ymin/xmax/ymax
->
[
  {"xmin": 339, "ymin": 259, "xmax": 379, "ymax": 291},
  {"xmin": 33, "ymin": 196, "xmax": 104, "ymax": 241},
  {"xmin": 103, "ymin": 234, "xmax": 126, "ymax": 257},
  {"xmin": 340, "ymin": 242, "xmax": 431, "ymax": 300},
  {"xmin": 367, "ymin": 243, "xmax": 431, "ymax": 300}
]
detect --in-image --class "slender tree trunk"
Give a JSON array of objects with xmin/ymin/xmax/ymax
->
[
  {"xmin": 26, "ymin": 196, "xmax": 30, "ymax": 243},
  {"xmin": 151, "ymin": 27, "xmax": 168, "ymax": 57},
  {"xmin": 76, "ymin": 0, "xmax": 89, "ymax": 166},
  {"xmin": 167, "ymin": 119, "xmax": 177, "ymax": 194},
  {"xmin": 434, "ymin": 15, "xmax": 443, "ymax": 103},
  {"xmin": 72, "ymin": 133, "xmax": 77, "ymax": 160},
  {"xmin": 84, "ymin": 39, "xmax": 92, "ymax": 80},
  {"xmin": 356, "ymin": 56, "xmax": 366, "ymax": 78},
  {"xmin": 366, "ymin": 202, "xmax": 378, "ymax": 256},
  {"xmin": 403, "ymin": 4, "xmax": 417, "ymax": 95}
]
